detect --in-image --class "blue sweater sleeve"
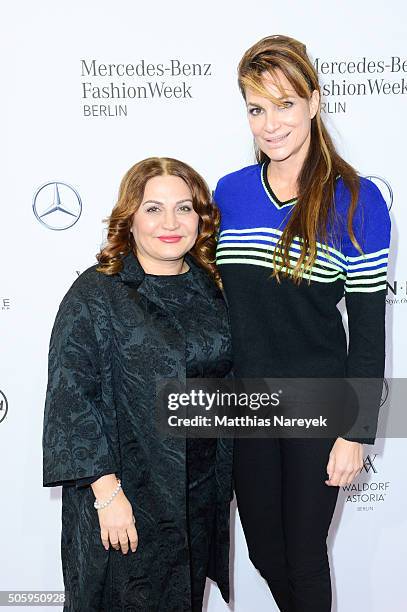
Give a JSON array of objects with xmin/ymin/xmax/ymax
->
[
  {"xmin": 342, "ymin": 178, "xmax": 390, "ymax": 295},
  {"xmin": 341, "ymin": 178, "xmax": 391, "ymax": 444}
]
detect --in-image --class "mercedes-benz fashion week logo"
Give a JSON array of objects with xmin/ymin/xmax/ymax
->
[
  {"xmin": 32, "ymin": 181, "xmax": 82, "ymax": 230},
  {"xmin": 0, "ymin": 389, "xmax": 8, "ymax": 424},
  {"xmin": 365, "ymin": 175, "xmax": 393, "ymax": 211}
]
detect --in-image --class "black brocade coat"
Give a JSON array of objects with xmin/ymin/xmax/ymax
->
[{"xmin": 42, "ymin": 252, "xmax": 233, "ymax": 612}]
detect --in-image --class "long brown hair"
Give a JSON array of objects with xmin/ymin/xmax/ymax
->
[
  {"xmin": 96, "ymin": 157, "xmax": 221, "ymax": 286},
  {"xmin": 238, "ymin": 34, "xmax": 361, "ymax": 282}
]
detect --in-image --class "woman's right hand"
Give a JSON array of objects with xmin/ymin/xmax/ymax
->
[{"xmin": 91, "ymin": 474, "xmax": 138, "ymax": 554}]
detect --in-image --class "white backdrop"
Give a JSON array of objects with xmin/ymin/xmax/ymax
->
[{"xmin": 1, "ymin": 1, "xmax": 406, "ymax": 610}]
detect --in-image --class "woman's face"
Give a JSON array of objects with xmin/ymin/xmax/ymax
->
[
  {"xmin": 130, "ymin": 175, "xmax": 199, "ymax": 269},
  {"xmin": 245, "ymin": 69, "xmax": 319, "ymax": 165}
]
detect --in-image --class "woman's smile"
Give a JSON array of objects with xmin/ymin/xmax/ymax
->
[
  {"xmin": 157, "ymin": 235, "xmax": 183, "ymax": 243},
  {"xmin": 264, "ymin": 132, "xmax": 291, "ymax": 146}
]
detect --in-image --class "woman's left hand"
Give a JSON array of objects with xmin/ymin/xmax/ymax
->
[{"xmin": 325, "ymin": 438, "xmax": 364, "ymax": 487}]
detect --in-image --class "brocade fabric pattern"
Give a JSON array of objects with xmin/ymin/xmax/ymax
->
[{"xmin": 42, "ymin": 252, "xmax": 233, "ymax": 612}]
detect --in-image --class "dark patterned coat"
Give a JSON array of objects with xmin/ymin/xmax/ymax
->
[{"xmin": 42, "ymin": 252, "xmax": 233, "ymax": 612}]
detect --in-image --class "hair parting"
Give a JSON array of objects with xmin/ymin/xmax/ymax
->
[
  {"xmin": 96, "ymin": 157, "xmax": 222, "ymax": 287},
  {"xmin": 238, "ymin": 34, "xmax": 362, "ymax": 282}
]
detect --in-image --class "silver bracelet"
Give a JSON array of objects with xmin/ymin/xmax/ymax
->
[{"xmin": 93, "ymin": 479, "xmax": 122, "ymax": 510}]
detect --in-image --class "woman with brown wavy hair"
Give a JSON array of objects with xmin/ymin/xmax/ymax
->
[
  {"xmin": 214, "ymin": 36, "xmax": 390, "ymax": 611},
  {"xmin": 43, "ymin": 157, "xmax": 233, "ymax": 611}
]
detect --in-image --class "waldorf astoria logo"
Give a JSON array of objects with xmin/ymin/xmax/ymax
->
[
  {"xmin": 361, "ymin": 454, "xmax": 378, "ymax": 474},
  {"xmin": 343, "ymin": 453, "xmax": 390, "ymax": 511},
  {"xmin": 33, "ymin": 182, "xmax": 82, "ymax": 231},
  {"xmin": 0, "ymin": 390, "xmax": 8, "ymax": 424}
]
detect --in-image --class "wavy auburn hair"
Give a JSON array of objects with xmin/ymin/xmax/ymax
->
[
  {"xmin": 238, "ymin": 34, "xmax": 361, "ymax": 282},
  {"xmin": 96, "ymin": 157, "xmax": 221, "ymax": 287}
]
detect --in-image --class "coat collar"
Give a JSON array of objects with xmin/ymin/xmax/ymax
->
[{"xmin": 117, "ymin": 251, "xmax": 219, "ymax": 300}]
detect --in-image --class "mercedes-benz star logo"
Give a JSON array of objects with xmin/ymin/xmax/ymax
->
[
  {"xmin": 32, "ymin": 181, "xmax": 82, "ymax": 230},
  {"xmin": 365, "ymin": 175, "xmax": 393, "ymax": 211}
]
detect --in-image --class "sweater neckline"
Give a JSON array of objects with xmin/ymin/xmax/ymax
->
[{"xmin": 260, "ymin": 161, "xmax": 298, "ymax": 209}]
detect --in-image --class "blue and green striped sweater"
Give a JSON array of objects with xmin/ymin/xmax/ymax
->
[{"xmin": 214, "ymin": 161, "xmax": 391, "ymax": 385}]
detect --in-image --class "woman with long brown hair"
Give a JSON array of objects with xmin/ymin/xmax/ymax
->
[
  {"xmin": 43, "ymin": 157, "xmax": 233, "ymax": 611},
  {"xmin": 214, "ymin": 36, "xmax": 390, "ymax": 611}
]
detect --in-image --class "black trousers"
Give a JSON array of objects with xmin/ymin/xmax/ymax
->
[{"xmin": 234, "ymin": 438, "xmax": 339, "ymax": 612}]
